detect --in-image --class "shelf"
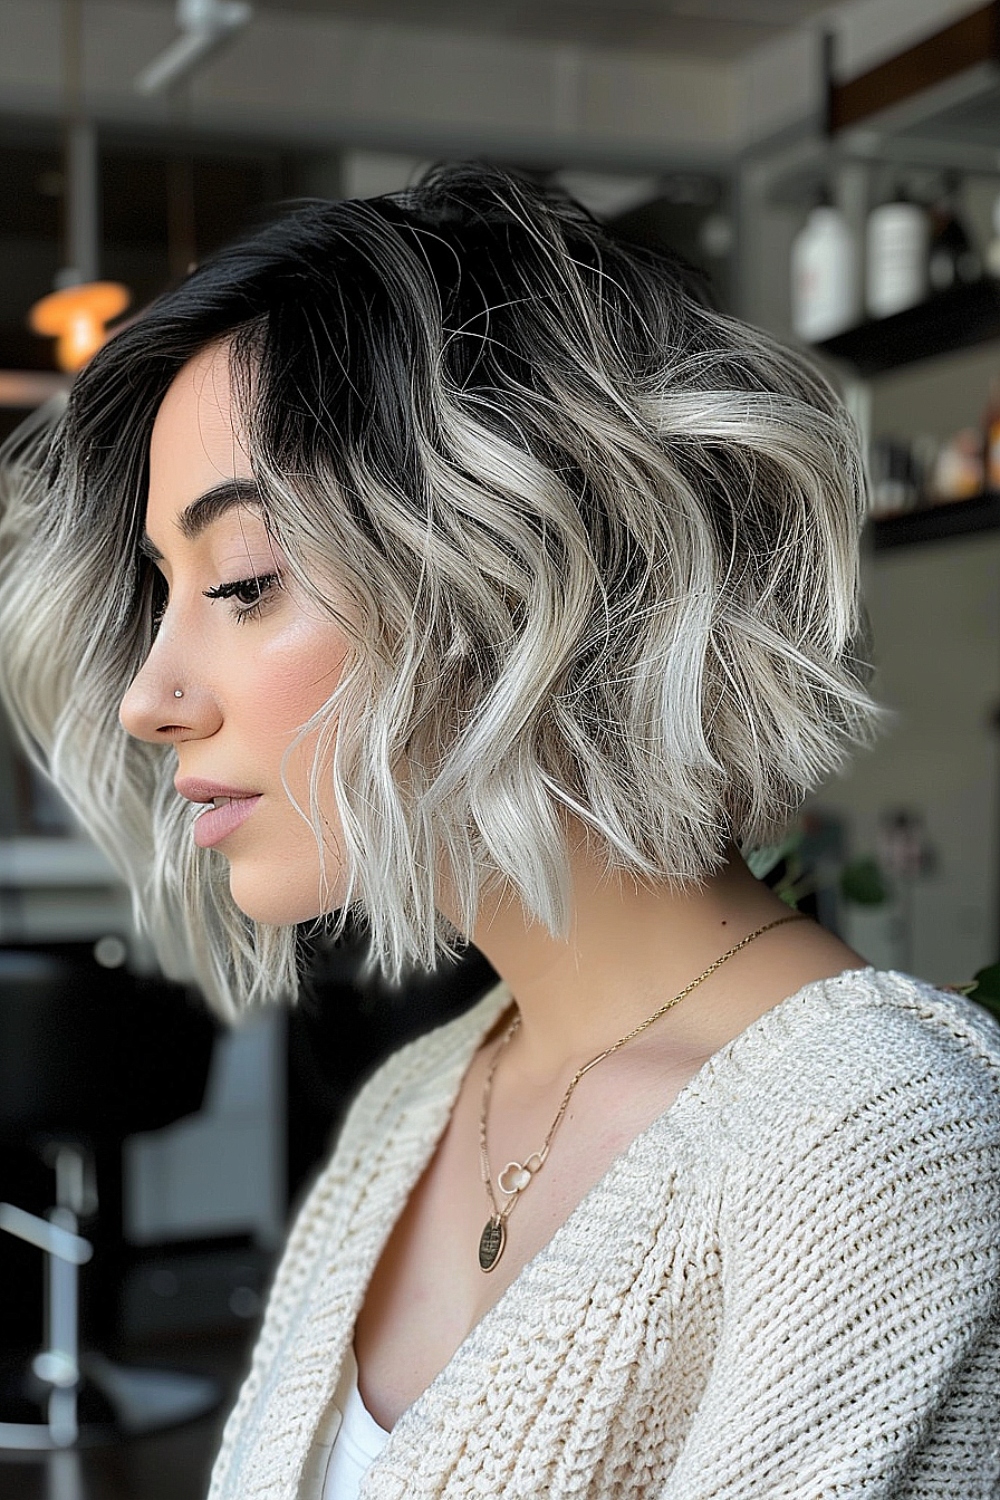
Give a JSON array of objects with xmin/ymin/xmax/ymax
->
[
  {"xmin": 869, "ymin": 491, "xmax": 1000, "ymax": 549},
  {"xmin": 0, "ymin": 836, "xmax": 122, "ymax": 887},
  {"xmin": 815, "ymin": 279, "xmax": 1000, "ymax": 375}
]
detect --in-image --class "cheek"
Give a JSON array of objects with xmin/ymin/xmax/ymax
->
[
  {"xmin": 251, "ymin": 624, "xmax": 350, "ymax": 738},
  {"xmin": 246, "ymin": 626, "xmax": 351, "ymax": 822}
]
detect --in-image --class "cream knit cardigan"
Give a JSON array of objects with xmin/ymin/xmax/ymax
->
[{"xmin": 207, "ymin": 966, "xmax": 1000, "ymax": 1498}]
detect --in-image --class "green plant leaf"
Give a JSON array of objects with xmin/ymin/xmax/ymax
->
[
  {"xmin": 743, "ymin": 831, "xmax": 802, "ymax": 881},
  {"xmin": 965, "ymin": 962, "xmax": 1000, "ymax": 1020},
  {"xmin": 839, "ymin": 856, "xmax": 889, "ymax": 906}
]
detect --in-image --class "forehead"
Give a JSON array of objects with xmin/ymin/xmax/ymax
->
[{"xmin": 148, "ymin": 342, "xmax": 253, "ymax": 525}]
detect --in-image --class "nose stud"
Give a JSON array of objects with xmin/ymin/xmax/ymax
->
[{"xmin": 173, "ymin": 689, "xmax": 184, "ymax": 699}]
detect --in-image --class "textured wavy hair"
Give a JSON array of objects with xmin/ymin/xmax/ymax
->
[{"xmin": 0, "ymin": 163, "xmax": 887, "ymax": 1018}]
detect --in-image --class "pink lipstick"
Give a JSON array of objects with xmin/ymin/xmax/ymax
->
[
  {"xmin": 191, "ymin": 795, "xmax": 261, "ymax": 849},
  {"xmin": 175, "ymin": 778, "xmax": 262, "ymax": 850}
]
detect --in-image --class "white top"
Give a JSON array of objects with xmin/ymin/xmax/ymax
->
[
  {"xmin": 316, "ymin": 1345, "xmax": 390, "ymax": 1500},
  {"xmin": 207, "ymin": 968, "xmax": 1000, "ymax": 1500}
]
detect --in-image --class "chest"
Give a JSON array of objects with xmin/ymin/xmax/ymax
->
[
  {"xmin": 353, "ymin": 1044, "xmax": 711, "ymax": 1430},
  {"xmin": 342, "ymin": 1123, "xmax": 724, "ymax": 1499}
]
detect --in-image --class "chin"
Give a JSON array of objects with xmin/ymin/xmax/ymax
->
[{"xmin": 227, "ymin": 862, "xmax": 340, "ymax": 927}]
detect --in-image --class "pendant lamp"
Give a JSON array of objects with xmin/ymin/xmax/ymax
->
[{"xmin": 28, "ymin": 0, "xmax": 131, "ymax": 373}]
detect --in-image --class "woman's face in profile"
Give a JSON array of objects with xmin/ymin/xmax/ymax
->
[{"xmin": 119, "ymin": 341, "xmax": 353, "ymax": 925}]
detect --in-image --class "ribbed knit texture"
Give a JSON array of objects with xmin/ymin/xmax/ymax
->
[{"xmin": 207, "ymin": 967, "xmax": 1000, "ymax": 1498}]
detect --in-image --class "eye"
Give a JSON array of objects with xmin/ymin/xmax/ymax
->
[
  {"xmin": 202, "ymin": 572, "xmax": 282, "ymax": 623},
  {"xmin": 149, "ymin": 572, "xmax": 169, "ymax": 634}
]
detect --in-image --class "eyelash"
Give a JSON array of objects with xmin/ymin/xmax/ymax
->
[
  {"xmin": 150, "ymin": 572, "xmax": 282, "ymax": 630},
  {"xmin": 203, "ymin": 572, "xmax": 282, "ymax": 624}
]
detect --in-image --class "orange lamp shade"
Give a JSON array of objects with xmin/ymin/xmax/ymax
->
[{"xmin": 29, "ymin": 281, "xmax": 131, "ymax": 372}]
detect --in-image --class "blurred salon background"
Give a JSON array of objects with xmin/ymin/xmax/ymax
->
[{"xmin": 1, "ymin": 1, "xmax": 999, "ymax": 1495}]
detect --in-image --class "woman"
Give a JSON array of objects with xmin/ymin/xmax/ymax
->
[{"xmin": 1, "ymin": 164, "xmax": 998, "ymax": 1498}]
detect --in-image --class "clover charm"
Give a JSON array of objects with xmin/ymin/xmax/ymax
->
[
  {"xmin": 498, "ymin": 1161, "xmax": 531, "ymax": 1194},
  {"xmin": 497, "ymin": 1151, "xmax": 546, "ymax": 1195}
]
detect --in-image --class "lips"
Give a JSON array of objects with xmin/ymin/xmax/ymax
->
[
  {"xmin": 175, "ymin": 778, "xmax": 262, "ymax": 850},
  {"xmin": 191, "ymin": 795, "xmax": 262, "ymax": 849}
]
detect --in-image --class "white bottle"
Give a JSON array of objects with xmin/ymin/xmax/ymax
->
[
  {"xmin": 790, "ymin": 197, "xmax": 858, "ymax": 342},
  {"xmin": 866, "ymin": 189, "xmax": 928, "ymax": 318}
]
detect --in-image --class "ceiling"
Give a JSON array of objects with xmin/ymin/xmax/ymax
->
[{"xmin": 199, "ymin": 0, "xmax": 837, "ymax": 59}]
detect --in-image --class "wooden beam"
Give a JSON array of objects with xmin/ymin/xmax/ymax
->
[{"xmin": 828, "ymin": 2, "xmax": 1000, "ymax": 133}]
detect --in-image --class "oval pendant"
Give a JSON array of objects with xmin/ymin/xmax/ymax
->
[{"xmin": 478, "ymin": 1215, "xmax": 506, "ymax": 1273}]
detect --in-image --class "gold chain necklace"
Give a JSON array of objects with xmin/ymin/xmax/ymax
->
[{"xmin": 477, "ymin": 912, "xmax": 805, "ymax": 1272}]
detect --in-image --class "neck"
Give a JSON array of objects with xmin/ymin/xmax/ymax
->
[{"xmin": 466, "ymin": 832, "xmax": 818, "ymax": 1082}]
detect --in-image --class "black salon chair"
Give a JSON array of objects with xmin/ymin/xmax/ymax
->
[
  {"xmin": 0, "ymin": 941, "xmax": 222, "ymax": 1450},
  {"xmin": 287, "ymin": 918, "xmax": 500, "ymax": 1206}
]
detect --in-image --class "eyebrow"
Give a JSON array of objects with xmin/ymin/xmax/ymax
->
[{"xmin": 139, "ymin": 478, "xmax": 264, "ymax": 562}]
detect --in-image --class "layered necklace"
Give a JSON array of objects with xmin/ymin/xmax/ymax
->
[{"xmin": 477, "ymin": 912, "xmax": 805, "ymax": 1272}]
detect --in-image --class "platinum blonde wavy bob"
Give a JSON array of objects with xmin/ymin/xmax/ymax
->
[{"xmin": 0, "ymin": 163, "xmax": 887, "ymax": 1019}]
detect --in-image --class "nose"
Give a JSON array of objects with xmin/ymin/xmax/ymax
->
[{"xmin": 119, "ymin": 635, "xmax": 222, "ymax": 744}]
